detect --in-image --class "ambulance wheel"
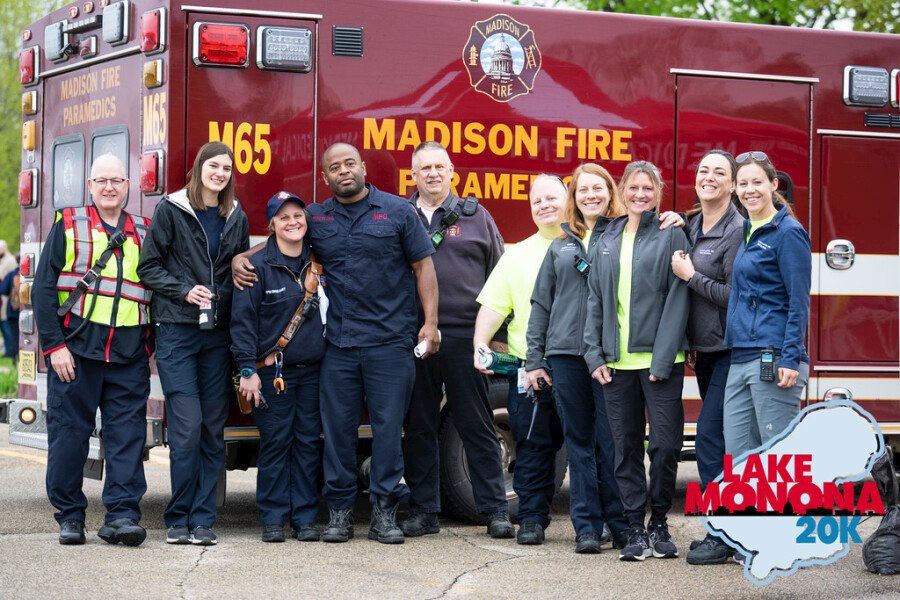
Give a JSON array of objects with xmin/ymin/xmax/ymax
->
[{"xmin": 439, "ymin": 377, "xmax": 567, "ymax": 524}]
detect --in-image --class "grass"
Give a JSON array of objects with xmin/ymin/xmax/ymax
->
[{"xmin": 0, "ymin": 356, "xmax": 16, "ymax": 398}]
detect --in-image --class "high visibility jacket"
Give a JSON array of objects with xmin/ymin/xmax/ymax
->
[{"xmin": 56, "ymin": 206, "xmax": 152, "ymax": 327}]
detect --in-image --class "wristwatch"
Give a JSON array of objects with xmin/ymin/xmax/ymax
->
[{"xmin": 239, "ymin": 367, "xmax": 256, "ymax": 379}]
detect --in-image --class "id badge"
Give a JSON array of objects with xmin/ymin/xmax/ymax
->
[{"xmin": 517, "ymin": 367, "xmax": 527, "ymax": 394}]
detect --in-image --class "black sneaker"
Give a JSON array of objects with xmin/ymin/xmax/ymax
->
[
  {"xmin": 648, "ymin": 521, "xmax": 678, "ymax": 558},
  {"xmin": 400, "ymin": 511, "xmax": 439, "ymax": 537},
  {"xmin": 190, "ymin": 526, "xmax": 218, "ymax": 546},
  {"xmin": 575, "ymin": 532, "xmax": 602, "ymax": 554},
  {"xmin": 486, "ymin": 510, "xmax": 514, "ymax": 539},
  {"xmin": 59, "ymin": 520, "xmax": 86, "ymax": 545},
  {"xmin": 261, "ymin": 524, "xmax": 285, "ymax": 543},
  {"xmin": 516, "ymin": 521, "xmax": 545, "ymax": 545},
  {"xmin": 98, "ymin": 518, "xmax": 147, "ymax": 547},
  {"xmin": 619, "ymin": 526, "xmax": 651, "ymax": 561},
  {"xmin": 686, "ymin": 533, "xmax": 733, "ymax": 565},
  {"xmin": 368, "ymin": 496, "xmax": 404, "ymax": 544},
  {"xmin": 733, "ymin": 550, "xmax": 748, "ymax": 566},
  {"xmin": 292, "ymin": 523, "xmax": 320, "ymax": 542},
  {"xmin": 611, "ymin": 529, "xmax": 629, "ymax": 550},
  {"xmin": 166, "ymin": 525, "xmax": 191, "ymax": 545},
  {"xmin": 322, "ymin": 508, "xmax": 354, "ymax": 543}
]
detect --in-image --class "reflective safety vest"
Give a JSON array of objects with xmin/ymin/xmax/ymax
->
[{"xmin": 56, "ymin": 206, "xmax": 152, "ymax": 327}]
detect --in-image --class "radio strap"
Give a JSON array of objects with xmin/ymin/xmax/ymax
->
[{"xmin": 57, "ymin": 211, "xmax": 128, "ymax": 319}]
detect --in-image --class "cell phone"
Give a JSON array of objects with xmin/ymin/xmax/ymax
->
[{"xmin": 760, "ymin": 347, "xmax": 775, "ymax": 382}]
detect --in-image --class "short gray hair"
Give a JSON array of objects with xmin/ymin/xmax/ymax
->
[
  {"xmin": 90, "ymin": 153, "xmax": 127, "ymax": 179},
  {"xmin": 411, "ymin": 141, "xmax": 450, "ymax": 170}
]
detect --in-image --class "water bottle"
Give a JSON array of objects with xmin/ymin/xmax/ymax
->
[
  {"xmin": 198, "ymin": 285, "xmax": 216, "ymax": 330},
  {"xmin": 478, "ymin": 350, "xmax": 520, "ymax": 376}
]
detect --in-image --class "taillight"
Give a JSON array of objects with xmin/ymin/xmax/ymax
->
[
  {"xmin": 141, "ymin": 8, "xmax": 167, "ymax": 53},
  {"xmin": 140, "ymin": 150, "xmax": 164, "ymax": 194},
  {"xmin": 193, "ymin": 22, "xmax": 249, "ymax": 67},
  {"xmin": 19, "ymin": 310, "xmax": 34, "ymax": 335},
  {"xmin": 19, "ymin": 47, "xmax": 37, "ymax": 85},
  {"xmin": 19, "ymin": 169, "xmax": 38, "ymax": 207},
  {"xmin": 20, "ymin": 254, "xmax": 33, "ymax": 278},
  {"xmin": 143, "ymin": 59, "xmax": 163, "ymax": 88},
  {"xmin": 22, "ymin": 91, "xmax": 38, "ymax": 115}
]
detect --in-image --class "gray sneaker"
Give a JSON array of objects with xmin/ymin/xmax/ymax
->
[
  {"xmin": 648, "ymin": 521, "xmax": 678, "ymax": 558},
  {"xmin": 166, "ymin": 525, "xmax": 191, "ymax": 545},
  {"xmin": 619, "ymin": 526, "xmax": 651, "ymax": 561}
]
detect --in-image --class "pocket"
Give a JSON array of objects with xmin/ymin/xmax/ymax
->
[{"xmin": 360, "ymin": 224, "xmax": 395, "ymax": 253}]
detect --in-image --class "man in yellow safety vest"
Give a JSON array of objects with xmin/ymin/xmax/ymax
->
[{"xmin": 32, "ymin": 154, "xmax": 153, "ymax": 546}]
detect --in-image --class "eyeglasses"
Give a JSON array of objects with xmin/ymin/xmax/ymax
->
[
  {"xmin": 735, "ymin": 151, "xmax": 769, "ymax": 164},
  {"xmin": 92, "ymin": 177, "xmax": 127, "ymax": 188}
]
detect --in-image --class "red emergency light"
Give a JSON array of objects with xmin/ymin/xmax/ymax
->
[
  {"xmin": 19, "ymin": 47, "xmax": 36, "ymax": 85},
  {"xmin": 140, "ymin": 151, "xmax": 163, "ymax": 194},
  {"xmin": 18, "ymin": 169, "xmax": 37, "ymax": 207},
  {"xmin": 20, "ymin": 254, "xmax": 33, "ymax": 278},
  {"xmin": 141, "ymin": 8, "xmax": 166, "ymax": 53},
  {"xmin": 193, "ymin": 23, "xmax": 248, "ymax": 67}
]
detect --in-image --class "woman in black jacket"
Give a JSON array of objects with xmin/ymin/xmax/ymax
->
[
  {"xmin": 583, "ymin": 161, "xmax": 690, "ymax": 562},
  {"xmin": 671, "ymin": 150, "xmax": 745, "ymax": 565},
  {"xmin": 138, "ymin": 142, "xmax": 249, "ymax": 546},
  {"xmin": 231, "ymin": 192, "xmax": 325, "ymax": 543},
  {"xmin": 525, "ymin": 163, "xmax": 628, "ymax": 553}
]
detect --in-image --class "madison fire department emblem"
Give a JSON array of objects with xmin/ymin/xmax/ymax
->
[{"xmin": 462, "ymin": 14, "xmax": 542, "ymax": 103}]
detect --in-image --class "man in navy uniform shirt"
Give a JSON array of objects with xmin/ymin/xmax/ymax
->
[{"xmin": 235, "ymin": 143, "xmax": 439, "ymax": 544}]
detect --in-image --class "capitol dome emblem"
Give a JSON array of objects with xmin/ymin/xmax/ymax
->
[{"xmin": 462, "ymin": 14, "xmax": 542, "ymax": 103}]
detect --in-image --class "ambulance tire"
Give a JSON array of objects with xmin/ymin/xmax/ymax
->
[{"xmin": 439, "ymin": 377, "xmax": 567, "ymax": 524}]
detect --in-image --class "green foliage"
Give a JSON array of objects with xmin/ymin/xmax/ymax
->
[
  {"xmin": 497, "ymin": 0, "xmax": 898, "ymax": 33},
  {"xmin": 0, "ymin": 2, "xmax": 64, "ymax": 253},
  {"xmin": 0, "ymin": 356, "xmax": 16, "ymax": 398}
]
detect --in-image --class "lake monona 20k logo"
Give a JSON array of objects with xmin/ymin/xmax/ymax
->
[{"xmin": 462, "ymin": 14, "xmax": 542, "ymax": 103}]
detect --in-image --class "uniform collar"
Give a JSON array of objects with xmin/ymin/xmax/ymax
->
[
  {"xmin": 410, "ymin": 191, "xmax": 457, "ymax": 215},
  {"xmin": 690, "ymin": 202, "xmax": 740, "ymax": 240},
  {"xmin": 324, "ymin": 183, "xmax": 380, "ymax": 213},
  {"xmin": 264, "ymin": 234, "xmax": 309, "ymax": 271}
]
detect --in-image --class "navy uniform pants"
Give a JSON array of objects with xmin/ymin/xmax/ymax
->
[
  {"xmin": 253, "ymin": 363, "xmax": 322, "ymax": 528},
  {"xmin": 156, "ymin": 323, "xmax": 231, "ymax": 529},
  {"xmin": 694, "ymin": 350, "xmax": 730, "ymax": 486},
  {"xmin": 46, "ymin": 353, "xmax": 150, "ymax": 525},
  {"xmin": 506, "ymin": 372, "xmax": 563, "ymax": 529},
  {"xmin": 320, "ymin": 342, "xmax": 414, "ymax": 509},
  {"xmin": 547, "ymin": 355, "xmax": 628, "ymax": 538},
  {"xmin": 403, "ymin": 336, "xmax": 506, "ymax": 515}
]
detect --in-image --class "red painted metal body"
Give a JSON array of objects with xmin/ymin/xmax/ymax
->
[{"xmin": 15, "ymin": 0, "xmax": 900, "ymax": 452}]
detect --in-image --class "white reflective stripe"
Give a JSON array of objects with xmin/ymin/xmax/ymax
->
[
  {"xmin": 58, "ymin": 274, "xmax": 151, "ymax": 303},
  {"xmin": 813, "ymin": 253, "xmax": 900, "ymax": 297},
  {"xmin": 120, "ymin": 281, "xmax": 152, "ymax": 303},
  {"xmin": 814, "ymin": 377, "xmax": 900, "ymax": 401},
  {"xmin": 72, "ymin": 215, "xmax": 92, "ymax": 273}
]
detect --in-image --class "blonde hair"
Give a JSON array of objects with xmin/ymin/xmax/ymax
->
[
  {"xmin": 564, "ymin": 163, "xmax": 625, "ymax": 238},
  {"xmin": 619, "ymin": 160, "xmax": 664, "ymax": 213}
]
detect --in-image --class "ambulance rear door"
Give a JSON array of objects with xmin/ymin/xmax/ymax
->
[{"xmin": 184, "ymin": 7, "xmax": 321, "ymax": 237}]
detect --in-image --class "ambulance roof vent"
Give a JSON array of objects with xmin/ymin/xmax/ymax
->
[{"xmin": 332, "ymin": 26, "xmax": 363, "ymax": 57}]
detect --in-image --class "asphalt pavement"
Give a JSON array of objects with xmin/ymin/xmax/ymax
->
[{"xmin": 0, "ymin": 423, "xmax": 895, "ymax": 599}]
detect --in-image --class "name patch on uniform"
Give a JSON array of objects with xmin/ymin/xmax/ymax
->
[
  {"xmin": 313, "ymin": 214, "xmax": 334, "ymax": 222},
  {"xmin": 265, "ymin": 287, "xmax": 286, "ymax": 295},
  {"xmin": 373, "ymin": 212, "xmax": 389, "ymax": 221},
  {"xmin": 756, "ymin": 240, "xmax": 772, "ymax": 250},
  {"xmin": 447, "ymin": 225, "xmax": 461, "ymax": 237}
]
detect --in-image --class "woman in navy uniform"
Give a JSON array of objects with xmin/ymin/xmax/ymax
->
[{"xmin": 231, "ymin": 192, "xmax": 326, "ymax": 543}]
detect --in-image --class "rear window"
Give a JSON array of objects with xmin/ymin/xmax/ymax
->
[
  {"xmin": 91, "ymin": 126, "xmax": 130, "ymax": 206},
  {"xmin": 51, "ymin": 134, "xmax": 85, "ymax": 209}
]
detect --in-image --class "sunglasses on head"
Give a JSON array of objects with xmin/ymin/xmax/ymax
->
[{"xmin": 735, "ymin": 151, "xmax": 769, "ymax": 164}]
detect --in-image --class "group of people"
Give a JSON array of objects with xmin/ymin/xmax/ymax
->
[
  {"xmin": 32, "ymin": 138, "xmax": 810, "ymax": 565},
  {"xmin": 0, "ymin": 240, "xmax": 19, "ymax": 358}
]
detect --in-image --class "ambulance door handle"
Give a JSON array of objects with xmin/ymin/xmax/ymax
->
[
  {"xmin": 825, "ymin": 239, "xmax": 855, "ymax": 270},
  {"xmin": 823, "ymin": 387, "xmax": 852, "ymax": 403}
]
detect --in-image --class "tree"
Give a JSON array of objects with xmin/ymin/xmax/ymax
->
[
  {"xmin": 489, "ymin": 0, "xmax": 898, "ymax": 33},
  {"xmin": 0, "ymin": 1, "xmax": 63, "ymax": 252}
]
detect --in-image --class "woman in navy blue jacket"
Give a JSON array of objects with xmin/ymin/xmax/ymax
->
[
  {"xmin": 230, "ymin": 192, "xmax": 326, "ymax": 543},
  {"xmin": 723, "ymin": 152, "xmax": 811, "ymax": 459}
]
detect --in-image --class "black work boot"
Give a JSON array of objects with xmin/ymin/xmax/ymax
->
[
  {"xmin": 98, "ymin": 518, "xmax": 147, "ymax": 547},
  {"xmin": 686, "ymin": 533, "xmax": 734, "ymax": 565},
  {"xmin": 368, "ymin": 496, "xmax": 404, "ymax": 544},
  {"xmin": 599, "ymin": 523, "xmax": 612, "ymax": 546},
  {"xmin": 516, "ymin": 521, "xmax": 545, "ymax": 545},
  {"xmin": 486, "ymin": 510, "xmax": 514, "ymax": 539},
  {"xmin": 575, "ymin": 532, "xmax": 602, "ymax": 554},
  {"xmin": 400, "ymin": 510, "xmax": 439, "ymax": 537},
  {"xmin": 322, "ymin": 507, "xmax": 354, "ymax": 543},
  {"xmin": 261, "ymin": 524, "xmax": 285, "ymax": 543},
  {"xmin": 59, "ymin": 520, "xmax": 86, "ymax": 545}
]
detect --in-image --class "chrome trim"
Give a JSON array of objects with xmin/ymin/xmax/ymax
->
[
  {"xmin": 843, "ymin": 65, "xmax": 889, "ymax": 107},
  {"xmin": 813, "ymin": 365, "xmax": 900, "ymax": 373},
  {"xmin": 192, "ymin": 21, "xmax": 250, "ymax": 68},
  {"xmin": 823, "ymin": 387, "xmax": 853, "ymax": 402},
  {"xmin": 181, "ymin": 5, "xmax": 323, "ymax": 20},
  {"xmin": 670, "ymin": 68, "xmax": 818, "ymax": 84},
  {"xmin": 255, "ymin": 26, "xmax": 312, "ymax": 72},
  {"xmin": 891, "ymin": 69, "xmax": 899, "ymax": 109},
  {"xmin": 46, "ymin": 20, "xmax": 70, "ymax": 63},
  {"xmin": 817, "ymin": 128, "xmax": 900, "ymax": 139},
  {"xmin": 825, "ymin": 239, "xmax": 855, "ymax": 270},
  {"xmin": 105, "ymin": 1, "xmax": 131, "ymax": 47},
  {"xmin": 40, "ymin": 45, "xmax": 140, "ymax": 78},
  {"xmin": 145, "ymin": 6, "xmax": 168, "ymax": 55}
]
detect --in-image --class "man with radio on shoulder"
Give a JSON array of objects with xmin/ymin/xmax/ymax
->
[{"xmin": 401, "ymin": 141, "xmax": 513, "ymax": 539}]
